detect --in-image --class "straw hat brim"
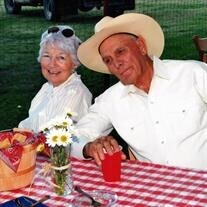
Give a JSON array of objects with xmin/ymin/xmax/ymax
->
[{"xmin": 77, "ymin": 13, "xmax": 165, "ymax": 74}]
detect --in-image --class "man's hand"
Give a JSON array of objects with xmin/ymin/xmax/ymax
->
[{"xmin": 83, "ymin": 136, "xmax": 126, "ymax": 166}]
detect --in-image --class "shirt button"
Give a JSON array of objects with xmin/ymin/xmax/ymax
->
[
  {"xmin": 155, "ymin": 121, "xmax": 159, "ymax": 124},
  {"xmin": 161, "ymin": 140, "xmax": 164, "ymax": 144}
]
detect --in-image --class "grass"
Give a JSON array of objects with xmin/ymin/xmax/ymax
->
[{"xmin": 0, "ymin": 0, "xmax": 206, "ymax": 129}]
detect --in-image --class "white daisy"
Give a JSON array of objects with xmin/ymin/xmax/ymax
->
[
  {"xmin": 52, "ymin": 116, "xmax": 67, "ymax": 127},
  {"xmin": 62, "ymin": 117, "xmax": 73, "ymax": 127},
  {"xmin": 39, "ymin": 122, "xmax": 51, "ymax": 132},
  {"xmin": 56, "ymin": 128, "xmax": 72, "ymax": 147},
  {"xmin": 42, "ymin": 112, "xmax": 79, "ymax": 149},
  {"xmin": 45, "ymin": 128, "xmax": 59, "ymax": 147},
  {"xmin": 65, "ymin": 109, "xmax": 78, "ymax": 118},
  {"xmin": 40, "ymin": 117, "xmax": 61, "ymax": 132}
]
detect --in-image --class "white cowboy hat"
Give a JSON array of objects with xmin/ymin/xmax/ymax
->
[{"xmin": 77, "ymin": 13, "xmax": 165, "ymax": 74}]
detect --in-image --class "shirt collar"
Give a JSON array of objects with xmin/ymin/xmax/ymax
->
[
  {"xmin": 120, "ymin": 84, "xmax": 147, "ymax": 98},
  {"xmin": 153, "ymin": 56, "xmax": 170, "ymax": 80},
  {"xmin": 47, "ymin": 72, "xmax": 77, "ymax": 95},
  {"xmin": 120, "ymin": 57, "xmax": 170, "ymax": 97}
]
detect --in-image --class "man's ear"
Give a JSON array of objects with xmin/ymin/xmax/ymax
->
[{"xmin": 135, "ymin": 36, "xmax": 148, "ymax": 55}]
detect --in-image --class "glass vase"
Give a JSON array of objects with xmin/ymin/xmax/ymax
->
[{"xmin": 50, "ymin": 144, "xmax": 73, "ymax": 196}]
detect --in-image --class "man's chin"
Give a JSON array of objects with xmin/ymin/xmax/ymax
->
[{"xmin": 120, "ymin": 79, "xmax": 131, "ymax": 86}]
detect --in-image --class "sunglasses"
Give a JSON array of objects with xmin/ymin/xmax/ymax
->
[{"xmin": 47, "ymin": 26, "xmax": 74, "ymax": 38}]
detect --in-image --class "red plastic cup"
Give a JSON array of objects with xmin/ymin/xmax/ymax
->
[{"xmin": 101, "ymin": 149, "xmax": 122, "ymax": 182}]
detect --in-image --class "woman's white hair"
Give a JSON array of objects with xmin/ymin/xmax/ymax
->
[{"xmin": 37, "ymin": 25, "xmax": 82, "ymax": 69}]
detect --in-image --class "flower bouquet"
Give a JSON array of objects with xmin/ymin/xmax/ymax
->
[{"xmin": 41, "ymin": 112, "xmax": 78, "ymax": 196}]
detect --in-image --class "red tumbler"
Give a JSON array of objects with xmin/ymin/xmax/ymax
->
[{"xmin": 101, "ymin": 150, "xmax": 121, "ymax": 182}]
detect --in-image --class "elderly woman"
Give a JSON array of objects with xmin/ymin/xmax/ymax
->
[{"xmin": 18, "ymin": 25, "xmax": 92, "ymax": 132}]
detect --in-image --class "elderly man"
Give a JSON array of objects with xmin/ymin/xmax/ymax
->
[{"xmin": 74, "ymin": 13, "xmax": 207, "ymax": 170}]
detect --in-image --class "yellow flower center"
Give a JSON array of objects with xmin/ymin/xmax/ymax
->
[
  {"xmin": 62, "ymin": 121, "xmax": 68, "ymax": 126},
  {"xmin": 60, "ymin": 135, "xmax": 67, "ymax": 142},
  {"xmin": 52, "ymin": 135, "xmax": 58, "ymax": 142}
]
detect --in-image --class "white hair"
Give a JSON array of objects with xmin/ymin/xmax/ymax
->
[{"xmin": 37, "ymin": 25, "xmax": 82, "ymax": 68}]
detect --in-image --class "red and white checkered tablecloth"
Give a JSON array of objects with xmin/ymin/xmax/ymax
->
[{"xmin": 1, "ymin": 155, "xmax": 207, "ymax": 207}]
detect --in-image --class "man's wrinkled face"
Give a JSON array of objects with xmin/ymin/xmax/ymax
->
[{"xmin": 99, "ymin": 33, "xmax": 147, "ymax": 86}]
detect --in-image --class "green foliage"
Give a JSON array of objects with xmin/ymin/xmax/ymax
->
[{"xmin": 0, "ymin": 0, "xmax": 206, "ymax": 129}]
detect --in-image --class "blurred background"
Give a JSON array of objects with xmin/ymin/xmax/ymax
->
[{"xmin": 0, "ymin": 0, "xmax": 206, "ymax": 129}]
